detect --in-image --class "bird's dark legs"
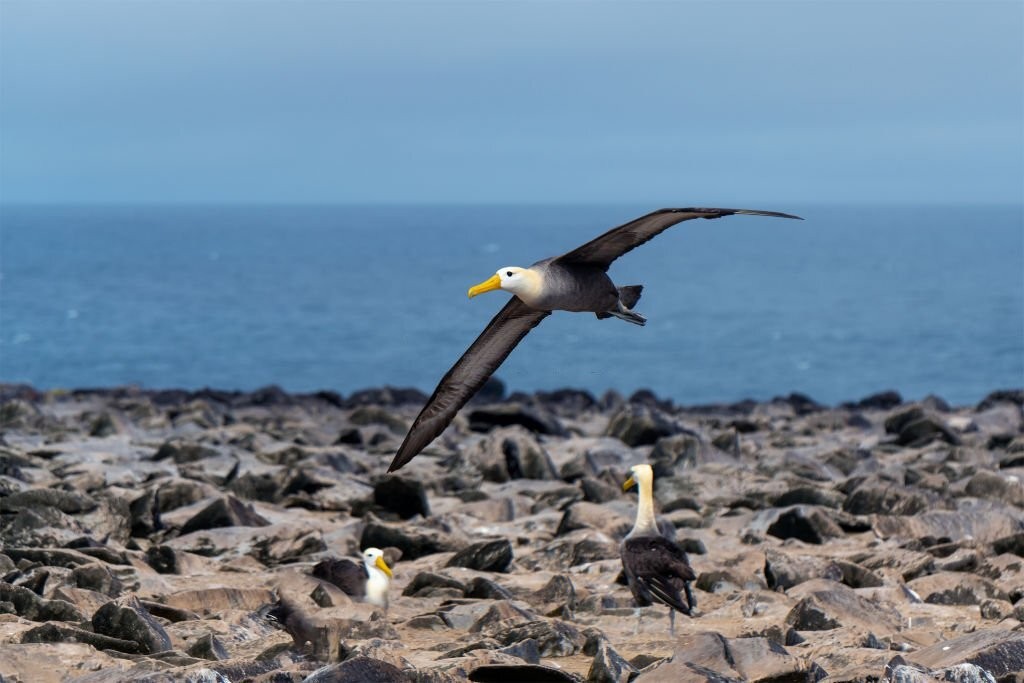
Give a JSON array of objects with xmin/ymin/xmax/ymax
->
[
  {"xmin": 684, "ymin": 584, "xmax": 696, "ymax": 614},
  {"xmin": 633, "ymin": 607, "xmax": 643, "ymax": 635},
  {"xmin": 669, "ymin": 608, "xmax": 675, "ymax": 636}
]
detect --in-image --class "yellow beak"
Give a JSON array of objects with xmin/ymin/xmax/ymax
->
[
  {"xmin": 622, "ymin": 475, "xmax": 636, "ymax": 492},
  {"xmin": 468, "ymin": 274, "xmax": 502, "ymax": 298},
  {"xmin": 375, "ymin": 555, "xmax": 393, "ymax": 579}
]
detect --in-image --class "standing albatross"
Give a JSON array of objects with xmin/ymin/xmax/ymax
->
[
  {"xmin": 388, "ymin": 206, "xmax": 801, "ymax": 472},
  {"xmin": 622, "ymin": 463, "xmax": 696, "ymax": 634}
]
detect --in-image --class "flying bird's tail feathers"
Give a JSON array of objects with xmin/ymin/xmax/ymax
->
[
  {"xmin": 596, "ymin": 285, "xmax": 645, "ymax": 324},
  {"xmin": 618, "ymin": 285, "xmax": 643, "ymax": 309}
]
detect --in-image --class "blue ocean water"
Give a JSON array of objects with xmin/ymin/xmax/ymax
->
[{"xmin": 0, "ymin": 204, "xmax": 1021, "ymax": 406}]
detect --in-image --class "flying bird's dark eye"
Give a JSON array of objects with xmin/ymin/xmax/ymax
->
[{"xmin": 506, "ymin": 271, "xmax": 513, "ymax": 277}]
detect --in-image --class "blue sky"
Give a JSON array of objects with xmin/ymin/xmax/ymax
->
[{"xmin": 1, "ymin": 1, "xmax": 1021, "ymax": 205}]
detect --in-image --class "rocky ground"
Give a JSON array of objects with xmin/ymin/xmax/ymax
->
[{"xmin": 0, "ymin": 382, "xmax": 1023, "ymax": 683}]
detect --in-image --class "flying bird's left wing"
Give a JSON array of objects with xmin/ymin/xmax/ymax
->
[
  {"xmin": 388, "ymin": 298, "xmax": 550, "ymax": 472},
  {"xmin": 555, "ymin": 207, "xmax": 802, "ymax": 271}
]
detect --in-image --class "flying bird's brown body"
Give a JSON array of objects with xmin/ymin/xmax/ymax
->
[{"xmin": 388, "ymin": 207, "xmax": 802, "ymax": 473}]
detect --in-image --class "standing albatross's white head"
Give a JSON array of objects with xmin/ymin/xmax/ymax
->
[{"xmin": 468, "ymin": 267, "xmax": 543, "ymax": 301}]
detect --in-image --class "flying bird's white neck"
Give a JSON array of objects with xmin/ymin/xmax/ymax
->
[
  {"xmin": 629, "ymin": 470, "xmax": 660, "ymax": 537},
  {"xmin": 504, "ymin": 268, "xmax": 546, "ymax": 307}
]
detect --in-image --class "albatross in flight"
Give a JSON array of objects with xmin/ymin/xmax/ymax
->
[
  {"xmin": 388, "ymin": 206, "xmax": 801, "ymax": 473},
  {"xmin": 622, "ymin": 463, "xmax": 696, "ymax": 634}
]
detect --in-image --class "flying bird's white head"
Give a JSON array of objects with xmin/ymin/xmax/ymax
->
[{"xmin": 468, "ymin": 266, "xmax": 542, "ymax": 300}]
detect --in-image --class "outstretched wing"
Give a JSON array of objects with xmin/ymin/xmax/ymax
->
[
  {"xmin": 388, "ymin": 298, "xmax": 550, "ymax": 472},
  {"xmin": 622, "ymin": 536, "xmax": 697, "ymax": 614},
  {"xmin": 555, "ymin": 207, "xmax": 802, "ymax": 271}
]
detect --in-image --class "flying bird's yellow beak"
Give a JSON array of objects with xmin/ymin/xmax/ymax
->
[
  {"xmin": 622, "ymin": 475, "xmax": 636, "ymax": 492},
  {"xmin": 375, "ymin": 555, "xmax": 393, "ymax": 579},
  {"xmin": 468, "ymin": 274, "xmax": 502, "ymax": 298}
]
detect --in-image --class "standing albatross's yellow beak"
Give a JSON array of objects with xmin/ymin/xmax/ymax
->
[
  {"xmin": 468, "ymin": 274, "xmax": 502, "ymax": 298},
  {"xmin": 375, "ymin": 555, "xmax": 393, "ymax": 578},
  {"xmin": 623, "ymin": 475, "xmax": 636, "ymax": 491}
]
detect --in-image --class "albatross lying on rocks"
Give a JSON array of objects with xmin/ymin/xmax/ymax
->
[
  {"xmin": 622, "ymin": 463, "xmax": 696, "ymax": 635},
  {"xmin": 388, "ymin": 206, "xmax": 801, "ymax": 472},
  {"xmin": 311, "ymin": 547, "xmax": 393, "ymax": 609}
]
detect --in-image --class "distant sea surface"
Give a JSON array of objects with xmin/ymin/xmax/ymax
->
[{"xmin": 1, "ymin": 204, "xmax": 1021, "ymax": 407}]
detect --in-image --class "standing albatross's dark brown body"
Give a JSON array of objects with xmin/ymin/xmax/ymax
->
[{"xmin": 387, "ymin": 206, "xmax": 802, "ymax": 473}]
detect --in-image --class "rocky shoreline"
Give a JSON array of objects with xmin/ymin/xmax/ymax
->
[{"xmin": 1, "ymin": 382, "xmax": 1022, "ymax": 683}]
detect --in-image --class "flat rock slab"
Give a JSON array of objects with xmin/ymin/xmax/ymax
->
[
  {"xmin": 634, "ymin": 631, "xmax": 806, "ymax": 682},
  {"xmin": 785, "ymin": 579, "xmax": 903, "ymax": 634},
  {"xmin": 905, "ymin": 628, "xmax": 1024, "ymax": 679}
]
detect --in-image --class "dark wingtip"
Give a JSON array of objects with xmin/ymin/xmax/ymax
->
[
  {"xmin": 733, "ymin": 209, "xmax": 804, "ymax": 220},
  {"xmin": 386, "ymin": 453, "xmax": 406, "ymax": 473},
  {"xmin": 673, "ymin": 207, "xmax": 803, "ymax": 221}
]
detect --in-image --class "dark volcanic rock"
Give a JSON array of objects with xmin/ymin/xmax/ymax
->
[
  {"xmin": 649, "ymin": 434, "xmax": 701, "ymax": 477},
  {"xmin": 765, "ymin": 505, "xmax": 845, "ymax": 544},
  {"xmin": 905, "ymin": 628, "xmax": 1024, "ymax": 680},
  {"xmin": 855, "ymin": 390, "xmax": 903, "ymax": 410},
  {"xmin": 906, "ymin": 572, "xmax": 1008, "ymax": 605},
  {"xmin": 469, "ymin": 664, "xmax": 580, "ymax": 683},
  {"xmin": 763, "ymin": 549, "xmax": 841, "ymax": 591},
  {"xmin": 489, "ymin": 619, "xmax": 585, "ymax": 657},
  {"xmin": 785, "ymin": 580, "xmax": 902, "ymax": 634},
  {"xmin": 633, "ymin": 632, "xmax": 806, "ymax": 682},
  {"xmin": 446, "ymin": 539, "xmax": 514, "ymax": 573},
  {"xmin": 152, "ymin": 439, "xmax": 221, "ymax": 463},
  {"xmin": 72, "ymin": 563, "xmax": 125, "ymax": 596},
  {"xmin": 2, "ymin": 488, "xmax": 98, "ymax": 514},
  {"xmin": 474, "ymin": 426, "xmax": 559, "ymax": 481},
  {"xmin": 466, "ymin": 576, "xmax": 515, "ymax": 601},
  {"xmin": 468, "ymin": 403, "xmax": 566, "ymax": 436},
  {"xmin": 530, "ymin": 574, "xmax": 577, "ymax": 616},
  {"xmin": 92, "ymin": 594, "xmax": 173, "ymax": 654},
  {"xmin": 604, "ymin": 404, "xmax": 678, "ymax": 446},
  {"xmin": 20, "ymin": 622, "xmax": 142, "ymax": 654},
  {"xmin": 843, "ymin": 480, "xmax": 931, "ymax": 515},
  {"xmin": 884, "ymin": 406, "xmax": 960, "ymax": 446},
  {"xmin": 179, "ymin": 495, "xmax": 270, "ymax": 534},
  {"xmin": 586, "ymin": 636, "xmax": 636, "ymax": 683},
  {"xmin": 374, "ymin": 475, "xmax": 430, "ymax": 519},
  {"xmin": 303, "ymin": 656, "xmax": 413, "ymax": 683},
  {"xmin": 401, "ymin": 572, "xmax": 467, "ymax": 598},
  {"xmin": 185, "ymin": 632, "xmax": 230, "ymax": 660},
  {"xmin": 344, "ymin": 386, "xmax": 429, "ymax": 408},
  {"xmin": 361, "ymin": 518, "xmax": 464, "ymax": 560},
  {"xmin": 0, "ymin": 581, "xmax": 85, "ymax": 622}
]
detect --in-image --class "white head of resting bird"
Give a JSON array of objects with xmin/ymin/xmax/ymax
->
[
  {"xmin": 388, "ymin": 207, "xmax": 802, "ymax": 472},
  {"xmin": 311, "ymin": 547, "xmax": 393, "ymax": 609},
  {"xmin": 622, "ymin": 463, "xmax": 696, "ymax": 635}
]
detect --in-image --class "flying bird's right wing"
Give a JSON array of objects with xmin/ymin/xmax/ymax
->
[
  {"xmin": 556, "ymin": 207, "xmax": 802, "ymax": 271},
  {"xmin": 388, "ymin": 298, "xmax": 550, "ymax": 472}
]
